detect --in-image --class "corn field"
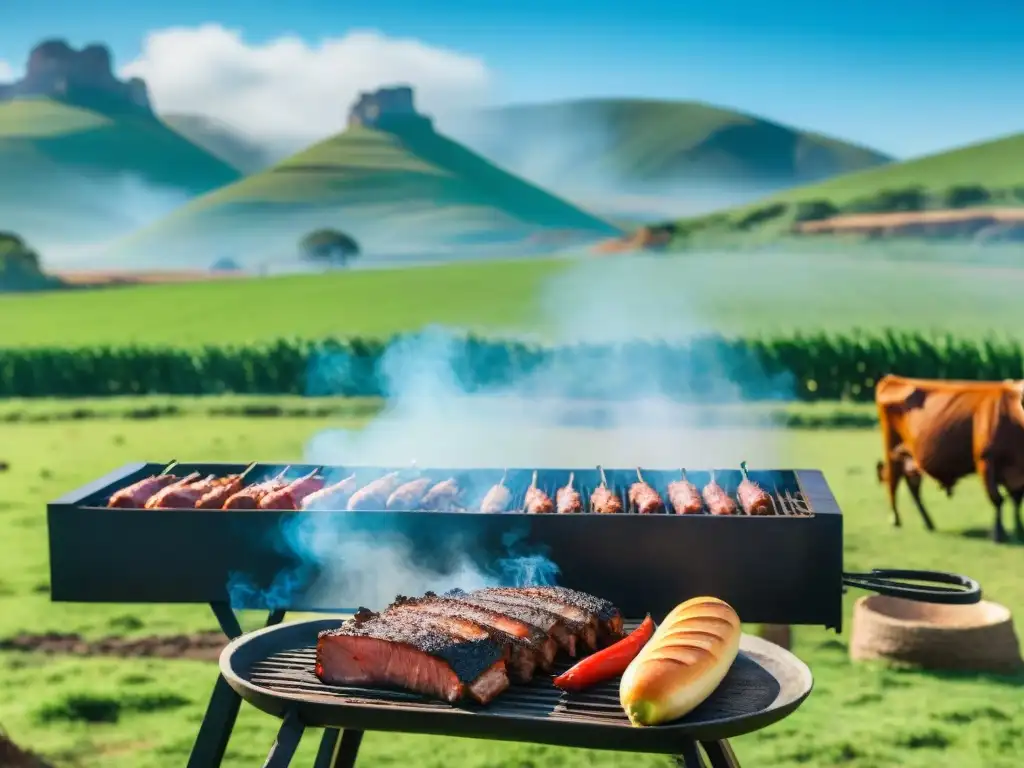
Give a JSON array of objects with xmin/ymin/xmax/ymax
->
[{"xmin": 0, "ymin": 330, "xmax": 1021, "ymax": 401}]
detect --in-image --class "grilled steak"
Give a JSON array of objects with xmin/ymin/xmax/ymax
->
[
  {"xmin": 469, "ymin": 587, "xmax": 599, "ymax": 651},
  {"xmin": 445, "ymin": 589, "xmax": 582, "ymax": 657},
  {"xmin": 510, "ymin": 586, "xmax": 625, "ymax": 644},
  {"xmin": 316, "ymin": 608, "xmax": 509, "ymax": 704},
  {"xmin": 387, "ymin": 593, "xmax": 557, "ymax": 681}
]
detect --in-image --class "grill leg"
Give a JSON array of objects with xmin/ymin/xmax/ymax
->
[
  {"xmin": 672, "ymin": 740, "xmax": 706, "ymax": 767},
  {"xmin": 330, "ymin": 730, "xmax": 364, "ymax": 768},
  {"xmin": 263, "ymin": 710, "xmax": 305, "ymax": 768},
  {"xmin": 312, "ymin": 729, "xmax": 339, "ymax": 768},
  {"xmin": 186, "ymin": 603, "xmax": 288, "ymax": 768},
  {"xmin": 701, "ymin": 740, "xmax": 742, "ymax": 767}
]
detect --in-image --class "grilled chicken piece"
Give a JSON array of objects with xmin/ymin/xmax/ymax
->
[
  {"xmin": 387, "ymin": 593, "xmax": 557, "ymax": 681},
  {"xmin": 301, "ymin": 473, "xmax": 358, "ymax": 511},
  {"xmin": 315, "ymin": 608, "xmax": 509, "ymax": 704},
  {"xmin": 142, "ymin": 472, "xmax": 202, "ymax": 509},
  {"xmin": 147, "ymin": 474, "xmax": 222, "ymax": 509},
  {"xmin": 629, "ymin": 468, "xmax": 665, "ymax": 514},
  {"xmin": 222, "ymin": 472, "xmax": 289, "ymax": 510},
  {"xmin": 590, "ymin": 466, "xmax": 623, "ymax": 514},
  {"xmin": 259, "ymin": 470, "xmax": 325, "ymax": 510},
  {"xmin": 556, "ymin": 472, "xmax": 583, "ymax": 514},
  {"xmin": 480, "ymin": 472, "xmax": 512, "ymax": 514},
  {"xmin": 523, "ymin": 471, "xmax": 554, "ymax": 514},
  {"xmin": 667, "ymin": 470, "xmax": 704, "ymax": 515},
  {"xmin": 195, "ymin": 475, "xmax": 244, "ymax": 509},
  {"xmin": 347, "ymin": 472, "xmax": 402, "ymax": 511},
  {"xmin": 420, "ymin": 478, "xmax": 463, "ymax": 512},
  {"xmin": 386, "ymin": 477, "xmax": 434, "ymax": 511},
  {"xmin": 703, "ymin": 473, "xmax": 738, "ymax": 516},
  {"xmin": 737, "ymin": 461, "xmax": 774, "ymax": 515},
  {"xmin": 107, "ymin": 474, "xmax": 180, "ymax": 508}
]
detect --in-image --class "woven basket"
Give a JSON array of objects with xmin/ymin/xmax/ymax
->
[{"xmin": 850, "ymin": 595, "xmax": 1023, "ymax": 674}]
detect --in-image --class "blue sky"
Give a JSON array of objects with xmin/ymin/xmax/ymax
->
[{"xmin": 3, "ymin": 0, "xmax": 1023, "ymax": 158}]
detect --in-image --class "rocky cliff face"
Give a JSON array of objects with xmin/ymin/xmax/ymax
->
[
  {"xmin": 347, "ymin": 85, "xmax": 432, "ymax": 130},
  {"xmin": 0, "ymin": 39, "xmax": 151, "ymax": 112}
]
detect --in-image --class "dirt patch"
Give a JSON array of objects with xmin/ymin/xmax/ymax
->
[
  {"xmin": 593, "ymin": 225, "xmax": 675, "ymax": 254},
  {"xmin": 0, "ymin": 632, "xmax": 226, "ymax": 662},
  {"xmin": 0, "ymin": 731, "xmax": 55, "ymax": 768},
  {"xmin": 796, "ymin": 207, "xmax": 1024, "ymax": 240},
  {"xmin": 52, "ymin": 270, "xmax": 248, "ymax": 287}
]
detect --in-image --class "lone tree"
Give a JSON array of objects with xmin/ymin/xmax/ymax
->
[
  {"xmin": 299, "ymin": 229, "xmax": 360, "ymax": 268},
  {"xmin": 0, "ymin": 232, "xmax": 50, "ymax": 290}
]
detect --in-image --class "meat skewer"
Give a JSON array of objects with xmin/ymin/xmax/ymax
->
[
  {"xmin": 386, "ymin": 477, "xmax": 435, "ymax": 511},
  {"xmin": 420, "ymin": 477, "xmax": 464, "ymax": 512},
  {"xmin": 222, "ymin": 468, "xmax": 291, "ymax": 510},
  {"xmin": 107, "ymin": 461, "xmax": 181, "ymax": 508},
  {"xmin": 556, "ymin": 472, "xmax": 583, "ymax": 514},
  {"xmin": 196, "ymin": 462, "xmax": 257, "ymax": 510},
  {"xmin": 148, "ymin": 474, "xmax": 222, "ymax": 509},
  {"xmin": 480, "ymin": 470, "xmax": 513, "ymax": 514},
  {"xmin": 667, "ymin": 468, "xmax": 704, "ymax": 515},
  {"xmin": 590, "ymin": 465, "xmax": 623, "ymax": 514},
  {"xmin": 260, "ymin": 468, "xmax": 326, "ymax": 510},
  {"xmin": 347, "ymin": 471, "xmax": 402, "ymax": 511},
  {"xmin": 302, "ymin": 472, "xmax": 358, "ymax": 511},
  {"xmin": 523, "ymin": 470, "xmax": 555, "ymax": 514},
  {"xmin": 737, "ymin": 460, "xmax": 774, "ymax": 516},
  {"xmin": 629, "ymin": 468, "xmax": 665, "ymax": 514},
  {"xmin": 702, "ymin": 470, "xmax": 738, "ymax": 516},
  {"xmin": 142, "ymin": 472, "xmax": 202, "ymax": 509}
]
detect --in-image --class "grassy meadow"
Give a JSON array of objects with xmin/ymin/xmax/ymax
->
[
  {"xmin": 0, "ymin": 406, "xmax": 1021, "ymax": 767},
  {"xmin": 4, "ymin": 253, "xmax": 1024, "ymax": 347}
]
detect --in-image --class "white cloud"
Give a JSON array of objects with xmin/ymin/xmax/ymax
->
[
  {"xmin": 120, "ymin": 24, "xmax": 491, "ymax": 154},
  {"xmin": 0, "ymin": 59, "xmax": 14, "ymax": 82}
]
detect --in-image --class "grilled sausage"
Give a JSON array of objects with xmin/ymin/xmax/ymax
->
[
  {"xmin": 347, "ymin": 472, "xmax": 401, "ymax": 511},
  {"xmin": 108, "ymin": 474, "xmax": 180, "ymax": 508},
  {"xmin": 302, "ymin": 473, "xmax": 358, "ymax": 510},
  {"xmin": 149, "ymin": 474, "xmax": 220, "ymax": 509},
  {"xmin": 260, "ymin": 470, "xmax": 326, "ymax": 510},
  {"xmin": 556, "ymin": 472, "xmax": 583, "ymax": 514},
  {"xmin": 667, "ymin": 470, "xmax": 703, "ymax": 515},
  {"xmin": 737, "ymin": 461, "xmax": 774, "ymax": 515},
  {"xmin": 421, "ymin": 478, "xmax": 463, "ymax": 512},
  {"xmin": 702, "ymin": 476, "xmax": 738, "ymax": 516},
  {"xmin": 524, "ymin": 470, "xmax": 555, "ymax": 514},
  {"xmin": 629, "ymin": 469, "xmax": 664, "ymax": 515},
  {"xmin": 223, "ymin": 472, "xmax": 289, "ymax": 510},
  {"xmin": 143, "ymin": 472, "xmax": 202, "ymax": 509},
  {"xmin": 480, "ymin": 472, "xmax": 512, "ymax": 514},
  {"xmin": 386, "ymin": 477, "xmax": 434, "ymax": 511},
  {"xmin": 590, "ymin": 467, "xmax": 623, "ymax": 514},
  {"xmin": 195, "ymin": 475, "xmax": 244, "ymax": 509}
]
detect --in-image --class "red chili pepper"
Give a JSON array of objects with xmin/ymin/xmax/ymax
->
[{"xmin": 553, "ymin": 614, "xmax": 656, "ymax": 692}]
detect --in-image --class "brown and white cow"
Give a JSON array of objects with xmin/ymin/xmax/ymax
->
[{"xmin": 875, "ymin": 374, "xmax": 1024, "ymax": 542}]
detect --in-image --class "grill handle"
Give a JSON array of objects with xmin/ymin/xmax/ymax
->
[{"xmin": 842, "ymin": 568, "xmax": 981, "ymax": 605}]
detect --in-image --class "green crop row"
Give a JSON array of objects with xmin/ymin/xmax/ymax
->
[{"xmin": 0, "ymin": 330, "xmax": 1020, "ymax": 401}]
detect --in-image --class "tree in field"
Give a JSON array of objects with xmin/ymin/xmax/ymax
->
[
  {"xmin": 299, "ymin": 229, "xmax": 360, "ymax": 268},
  {"xmin": 0, "ymin": 232, "xmax": 43, "ymax": 277}
]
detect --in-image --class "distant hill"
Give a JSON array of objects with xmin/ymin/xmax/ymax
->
[
  {"xmin": 108, "ymin": 89, "xmax": 621, "ymax": 268},
  {"xmin": 446, "ymin": 98, "xmax": 893, "ymax": 210},
  {"xmin": 161, "ymin": 113, "xmax": 275, "ymax": 174},
  {"xmin": 0, "ymin": 41, "xmax": 242, "ymax": 244},
  {"xmin": 658, "ymin": 131, "xmax": 1024, "ymax": 246}
]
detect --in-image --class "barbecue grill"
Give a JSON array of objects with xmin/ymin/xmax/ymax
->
[{"xmin": 47, "ymin": 462, "xmax": 981, "ymax": 768}]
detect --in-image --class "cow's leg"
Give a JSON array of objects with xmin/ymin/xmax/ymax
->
[
  {"xmin": 880, "ymin": 456, "xmax": 904, "ymax": 527},
  {"xmin": 905, "ymin": 468, "xmax": 936, "ymax": 531},
  {"xmin": 977, "ymin": 459, "xmax": 1008, "ymax": 543},
  {"xmin": 1010, "ymin": 487, "xmax": 1024, "ymax": 541}
]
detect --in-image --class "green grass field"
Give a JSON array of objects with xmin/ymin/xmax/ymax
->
[
  {"xmin": 0, "ymin": 406, "xmax": 1021, "ymax": 767},
  {"xmin": 3, "ymin": 253, "xmax": 1024, "ymax": 348},
  {"xmin": 0, "ymin": 97, "xmax": 242, "ymax": 243},
  {"xmin": 449, "ymin": 98, "xmax": 891, "ymax": 191},
  {"xmin": 109, "ymin": 117, "xmax": 619, "ymax": 266}
]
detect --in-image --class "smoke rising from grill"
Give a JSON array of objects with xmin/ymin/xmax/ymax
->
[{"xmin": 233, "ymin": 255, "xmax": 793, "ymax": 612}]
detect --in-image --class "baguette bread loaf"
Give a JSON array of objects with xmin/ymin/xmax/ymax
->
[{"xmin": 619, "ymin": 596, "xmax": 741, "ymax": 727}]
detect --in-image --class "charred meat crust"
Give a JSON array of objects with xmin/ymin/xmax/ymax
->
[
  {"xmin": 513, "ymin": 586, "xmax": 624, "ymax": 635},
  {"xmin": 318, "ymin": 610, "xmax": 506, "ymax": 687}
]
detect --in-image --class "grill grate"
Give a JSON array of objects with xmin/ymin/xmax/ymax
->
[{"xmin": 239, "ymin": 622, "xmax": 781, "ymax": 729}]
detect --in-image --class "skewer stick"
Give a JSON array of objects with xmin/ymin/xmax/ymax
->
[
  {"xmin": 567, "ymin": 472, "xmax": 575, "ymax": 489},
  {"xmin": 530, "ymin": 470, "xmax": 539, "ymax": 489},
  {"xmin": 239, "ymin": 461, "xmax": 258, "ymax": 480},
  {"xmin": 598, "ymin": 465, "xmax": 609, "ymax": 488},
  {"xmin": 498, "ymin": 468, "xmax": 508, "ymax": 487},
  {"xmin": 680, "ymin": 468, "xmax": 689, "ymax": 482},
  {"xmin": 159, "ymin": 460, "xmax": 179, "ymax": 475},
  {"xmin": 636, "ymin": 467, "xmax": 647, "ymax": 485},
  {"xmin": 740, "ymin": 460, "xmax": 751, "ymax": 481}
]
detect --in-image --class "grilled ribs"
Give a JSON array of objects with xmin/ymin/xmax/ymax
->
[{"xmin": 315, "ymin": 586, "xmax": 622, "ymax": 705}]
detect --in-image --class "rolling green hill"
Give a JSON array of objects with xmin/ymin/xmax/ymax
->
[
  {"xmin": 107, "ymin": 115, "xmax": 621, "ymax": 266},
  {"xmin": 0, "ymin": 97, "xmax": 242, "ymax": 242},
  {"xmin": 662, "ymin": 131, "xmax": 1024, "ymax": 245},
  {"xmin": 448, "ymin": 98, "xmax": 892, "ymax": 197}
]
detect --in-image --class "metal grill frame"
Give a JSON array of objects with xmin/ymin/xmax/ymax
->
[{"xmin": 47, "ymin": 462, "xmax": 844, "ymax": 629}]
